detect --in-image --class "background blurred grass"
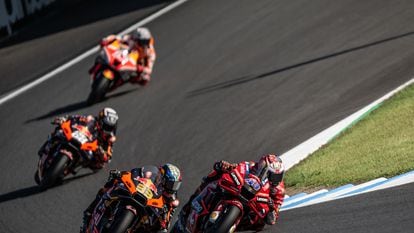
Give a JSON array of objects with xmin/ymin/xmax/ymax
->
[{"xmin": 285, "ymin": 84, "xmax": 414, "ymax": 192}]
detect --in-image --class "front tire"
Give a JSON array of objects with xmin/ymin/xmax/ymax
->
[
  {"xmin": 205, "ymin": 205, "xmax": 241, "ymax": 233},
  {"xmin": 39, "ymin": 153, "xmax": 69, "ymax": 190},
  {"xmin": 170, "ymin": 214, "xmax": 185, "ymax": 233},
  {"xmin": 34, "ymin": 170, "xmax": 40, "ymax": 184},
  {"xmin": 106, "ymin": 208, "xmax": 135, "ymax": 233},
  {"xmin": 87, "ymin": 75, "xmax": 110, "ymax": 105}
]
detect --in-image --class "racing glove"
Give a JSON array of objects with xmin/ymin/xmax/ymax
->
[
  {"xmin": 100, "ymin": 35, "xmax": 117, "ymax": 47},
  {"xmin": 108, "ymin": 169, "xmax": 121, "ymax": 181},
  {"xmin": 51, "ymin": 116, "xmax": 67, "ymax": 125},
  {"xmin": 214, "ymin": 160, "xmax": 237, "ymax": 172},
  {"xmin": 137, "ymin": 65, "xmax": 144, "ymax": 73}
]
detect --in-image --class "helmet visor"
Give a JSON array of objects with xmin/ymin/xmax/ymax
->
[
  {"xmin": 269, "ymin": 172, "xmax": 283, "ymax": 184},
  {"xmin": 102, "ymin": 122, "xmax": 115, "ymax": 134},
  {"xmin": 254, "ymin": 161, "xmax": 270, "ymax": 182},
  {"xmin": 165, "ymin": 180, "xmax": 182, "ymax": 192},
  {"xmin": 138, "ymin": 39, "xmax": 150, "ymax": 46}
]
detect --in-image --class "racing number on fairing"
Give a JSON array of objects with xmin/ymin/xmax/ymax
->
[
  {"xmin": 136, "ymin": 183, "xmax": 153, "ymax": 199},
  {"xmin": 71, "ymin": 131, "xmax": 88, "ymax": 144}
]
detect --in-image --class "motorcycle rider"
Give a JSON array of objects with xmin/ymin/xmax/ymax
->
[
  {"xmin": 96, "ymin": 27, "xmax": 156, "ymax": 86},
  {"xmin": 180, "ymin": 154, "xmax": 285, "ymax": 231},
  {"xmin": 37, "ymin": 107, "xmax": 118, "ymax": 170},
  {"xmin": 81, "ymin": 164, "xmax": 182, "ymax": 233}
]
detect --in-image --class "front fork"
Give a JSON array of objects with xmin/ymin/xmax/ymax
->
[
  {"xmin": 37, "ymin": 136, "xmax": 57, "ymax": 179},
  {"xmin": 208, "ymin": 201, "xmax": 243, "ymax": 232},
  {"xmin": 37, "ymin": 145, "xmax": 74, "ymax": 181}
]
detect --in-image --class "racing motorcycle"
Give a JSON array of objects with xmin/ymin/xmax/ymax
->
[
  {"xmin": 35, "ymin": 120, "xmax": 100, "ymax": 189},
  {"xmin": 172, "ymin": 164, "xmax": 272, "ymax": 233},
  {"xmin": 87, "ymin": 38, "xmax": 141, "ymax": 104},
  {"xmin": 83, "ymin": 170, "xmax": 166, "ymax": 233}
]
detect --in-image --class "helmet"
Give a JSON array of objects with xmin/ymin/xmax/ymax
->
[
  {"xmin": 160, "ymin": 163, "xmax": 182, "ymax": 193},
  {"xmin": 131, "ymin": 27, "xmax": 152, "ymax": 46},
  {"xmin": 253, "ymin": 154, "xmax": 284, "ymax": 185},
  {"xmin": 98, "ymin": 107, "xmax": 118, "ymax": 136}
]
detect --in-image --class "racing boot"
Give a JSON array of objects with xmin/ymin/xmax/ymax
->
[
  {"xmin": 132, "ymin": 72, "xmax": 150, "ymax": 86},
  {"xmin": 265, "ymin": 209, "xmax": 277, "ymax": 225},
  {"xmin": 138, "ymin": 75, "xmax": 150, "ymax": 86}
]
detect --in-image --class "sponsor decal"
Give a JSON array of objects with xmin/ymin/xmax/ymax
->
[
  {"xmin": 0, "ymin": 0, "xmax": 56, "ymax": 36},
  {"xmin": 191, "ymin": 199, "xmax": 203, "ymax": 213},
  {"xmin": 256, "ymin": 197, "xmax": 268, "ymax": 203},
  {"xmin": 246, "ymin": 178, "xmax": 261, "ymax": 191},
  {"xmin": 230, "ymin": 172, "xmax": 241, "ymax": 186}
]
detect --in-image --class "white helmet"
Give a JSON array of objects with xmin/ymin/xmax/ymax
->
[
  {"xmin": 131, "ymin": 27, "xmax": 152, "ymax": 46},
  {"xmin": 98, "ymin": 107, "xmax": 118, "ymax": 135}
]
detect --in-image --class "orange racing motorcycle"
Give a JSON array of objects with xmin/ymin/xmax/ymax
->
[
  {"xmin": 83, "ymin": 169, "xmax": 166, "ymax": 233},
  {"xmin": 35, "ymin": 120, "xmax": 100, "ymax": 189},
  {"xmin": 87, "ymin": 38, "xmax": 141, "ymax": 104}
]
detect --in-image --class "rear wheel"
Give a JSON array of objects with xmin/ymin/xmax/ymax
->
[
  {"xmin": 205, "ymin": 205, "xmax": 241, "ymax": 233},
  {"xmin": 87, "ymin": 75, "xmax": 110, "ymax": 105},
  {"xmin": 39, "ymin": 153, "xmax": 69, "ymax": 190},
  {"xmin": 106, "ymin": 208, "xmax": 136, "ymax": 233}
]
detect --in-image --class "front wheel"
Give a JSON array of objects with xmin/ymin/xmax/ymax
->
[
  {"xmin": 87, "ymin": 75, "xmax": 110, "ymax": 105},
  {"xmin": 39, "ymin": 153, "xmax": 69, "ymax": 190},
  {"xmin": 205, "ymin": 205, "xmax": 241, "ymax": 233},
  {"xmin": 170, "ymin": 214, "xmax": 186, "ymax": 233},
  {"xmin": 106, "ymin": 208, "xmax": 136, "ymax": 233}
]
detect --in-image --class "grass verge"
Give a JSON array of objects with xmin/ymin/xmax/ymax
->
[{"xmin": 285, "ymin": 83, "xmax": 414, "ymax": 193}]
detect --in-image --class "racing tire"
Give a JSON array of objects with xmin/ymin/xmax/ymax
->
[
  {"xmin": 106, "ymin": 208, "xmax": 135, "ymax": 233},
  {"xmin": 34, "ymin": 170, "xmax": 40, "ymax": 184},
  {"xmin": 170, "ymin": 216, "xmax": 185, "ymax": 233},
  {"xmin": 205, "ymin": 205, "xmax": 241, "ymax": 233},
  {"xmin": 170, "ymin": 223, "xmax": 181, "ymax": 233},
  {"xmin": 87, "ymin": 75, "xmax": 110, "ymax": 105},
  {"xmin": 39, "ymin": 153, "xmax": 69, "ymax": 190}
]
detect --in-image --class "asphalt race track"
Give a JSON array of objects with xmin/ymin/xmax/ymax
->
[
  {"xmin": 279, "ymin": 182, "xmax": 414, "ymax": 233},
  {"xmin": 0, "ymin": 0, "xmax": 170, "ymax": 94},
  {"xmin": 1, "ymin": 0, "xmax": 414, "ymax": 232}
]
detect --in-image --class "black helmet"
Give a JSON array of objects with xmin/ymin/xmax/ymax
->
[
  {"xmin": 160, "ymin": 163, "xmax": 182, "ymax": 193},
  {"xmin": 98, "ymin": 107, "xmax": 118, "ymax": 136},
  {"xmin": 131, "ymin": 27, "xmax": 152, "ymax": 46}
]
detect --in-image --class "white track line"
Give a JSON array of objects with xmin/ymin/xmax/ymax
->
[{"xmin": 0, "ymin": 0, "xmax": 189, "ymax": 106}]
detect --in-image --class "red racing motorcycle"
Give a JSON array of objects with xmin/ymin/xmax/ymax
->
[
  {"xmin": 87, "ymin": 39, "xmax": 141, "ymax": 104},
  {"xmin": 172, "ymin": 163, "xmax": 272, "ymax": 233}
]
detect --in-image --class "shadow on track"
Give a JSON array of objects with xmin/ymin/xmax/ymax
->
[
  {"xmin": 0, "ymin": 0, "xmax": 168, "ymax": 48},
  {"xmin": 187, "ymin": 30, "xmax": 414, "ymax": 97},
  {"xmin": 0, "ymin": 172, "xmax": 94, "ymax": 204},
  {"xmin": 24, "ymin": 88, "xmax": 137, "ymax": 123}
]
